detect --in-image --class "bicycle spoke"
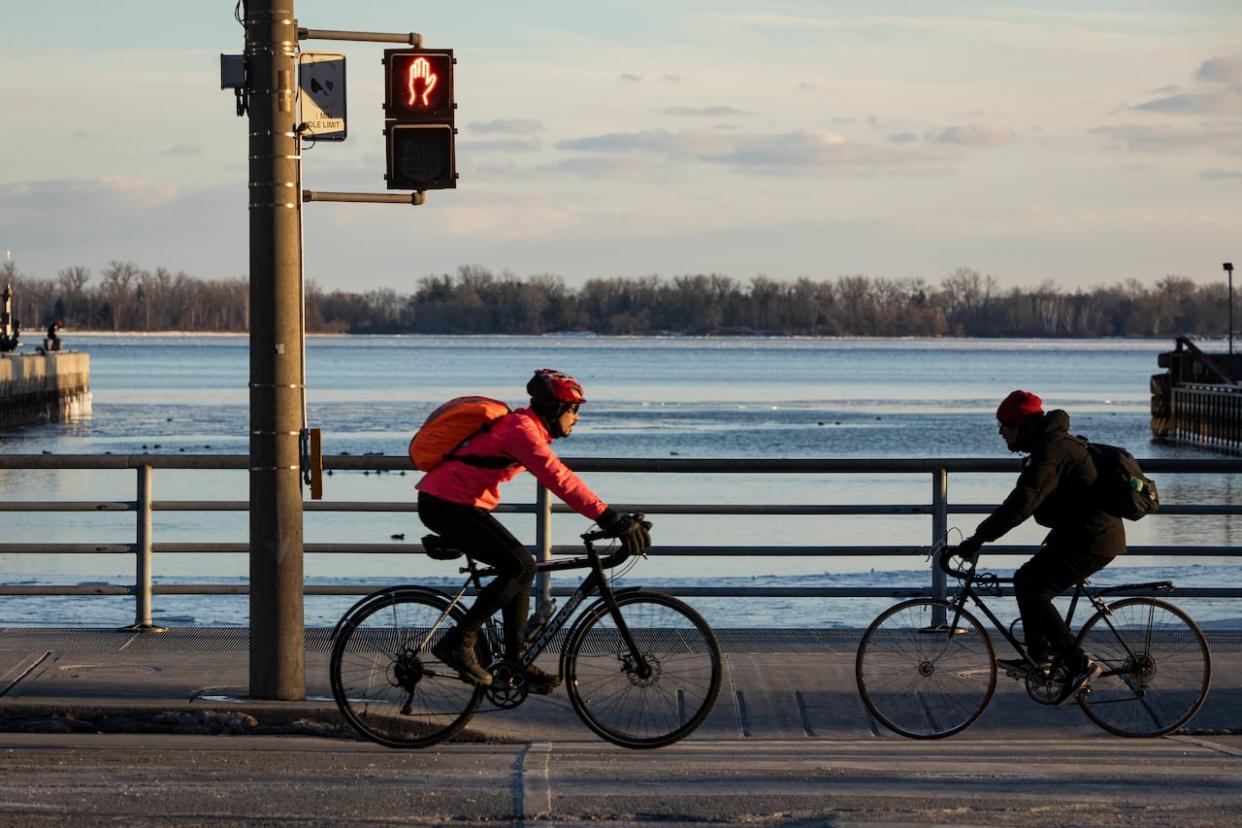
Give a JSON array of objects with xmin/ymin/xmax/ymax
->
[
  {"xmin": 566, "ymin": 592, "xmax": 722, "ymax": 749},
  {"xmin": 856, "ymin": 599, "xmax": 996, "ymax": 739},
  {"xmin": 1076, "ymin": 598, "xmax": 1211, "ymax": 738},
  {"xmin": 330, "ymin": 592, "xmax": 483, "ymax": 749}
]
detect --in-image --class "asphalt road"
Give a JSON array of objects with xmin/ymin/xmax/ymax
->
[{"xmin": 2, "ymin": 732, "xmax": 1240, "ymax": 827}]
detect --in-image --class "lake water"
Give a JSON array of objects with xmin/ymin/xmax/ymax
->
[{"xmin": 2, "ymin": 334, "xmax": 1239, "ymax": 628}]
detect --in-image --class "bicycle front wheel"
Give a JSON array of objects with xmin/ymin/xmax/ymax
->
[
  {"xmin": 330, "ymin": 590, "xmax": 485, "ymax": 749},
  {"xmin": 1076, "ymin": 597, "xmax": 1211, "ymax": 737},
  {"xmin": 856, "ymin": 598, "xmax": 997, "ymax": 739},
  {"xmin": 565, "ymin": 591, "xmax": 722, "ymax": 749}
]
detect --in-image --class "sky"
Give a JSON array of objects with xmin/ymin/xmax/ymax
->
[{"xmin": 2, "ymin": 1, "xmax": 1241, "ymax": 293}]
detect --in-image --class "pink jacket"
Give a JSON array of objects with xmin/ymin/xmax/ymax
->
[{"xmin": 415, "ymin": 407, "xmax": 608, "ymax": 519}]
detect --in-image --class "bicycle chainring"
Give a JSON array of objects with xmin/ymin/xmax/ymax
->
[
  {"xmin": 1024, "ymin": 668, "xmax": 1063, "ymax": 705},
  {"xmin": 485, "ymin": 659, "xmax": 529, "ymax": 709}
]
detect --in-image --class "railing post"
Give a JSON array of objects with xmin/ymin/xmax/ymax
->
[
  {"xmin": 533, "ymin": 484, "xmax": 554, "ymax": 618},
  {"xmin": 931, "ymin": 466, "xmax": 948, "ymax": 626},
  {"xmin": 121, "ymin": 464, "xmax": 165, "ymax": 632}
]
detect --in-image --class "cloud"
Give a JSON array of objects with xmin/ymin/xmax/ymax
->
[
  {"xmin": 663, "ymin": 105, "xmax": 744, "ymax": 117},
  {"xmin": 164, "ymin": 143, "xmax": 202, "ymax": 157},
  {"xmin": 1197, "ymin": 55, "xmax": 1242, "ymax": 86},
  {"xmin": 469, "ymin": 118, "xmax": 544, "ymax": 135},
  {"xmin": 535, "ymin": 156, "xmax": 664, "ymax": 178},
  {"xmin": 1200, "ymin": 169, "xmax": 1242, "ymax": 181},
  {"xmin": 460, "ymin": 138, "xmax": 542, "ymax": 153},
  {"xmin": 1133, "ymin": 90, "xmax": 1242, "ymax": 117},
  {"xmin": 555, "ymin": 128, "xmax": 934, "ymax": 173},
  {"xmin": 0, "ymin": 178, "xmax": 179, "ymax": 213},
  {"xmin": 1129, "ymin": 55, "xmax": 1242, "ymax": 117},
  {"xmin": 1093, "ymin": 124, "xmax": 1242, "ymax": 156},
  {"xmin": 930, "ymin": 124, "xmax": 1015, "ymax": 147}
]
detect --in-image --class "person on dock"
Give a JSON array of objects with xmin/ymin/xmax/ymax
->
[
  {"xmin": 45, "ymin": 319, "xmax": 62, "ymax": 352},
  {"xmin": 415, "ymin": 369, "xmax": 650, "ymax": 692},
  {"xmin": 957, "ymin": 390, "xmax": 1124, "ymax": 706}
]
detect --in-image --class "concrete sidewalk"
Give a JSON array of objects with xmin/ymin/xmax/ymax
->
[{"xmin": 1, "ymin": 627, "xmax": 1239, "ymax": 742}]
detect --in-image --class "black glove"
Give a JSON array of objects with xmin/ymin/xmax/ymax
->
[
  {"xmin": 957, "ymin": 537, "xmax": 983, "ymax": 563},
  {"xmin": 597, "ymin": 508, "xmax": 653, "ymax": 554}
]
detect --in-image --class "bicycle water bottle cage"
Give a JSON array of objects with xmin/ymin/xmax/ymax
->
[{"xmin": 421, "ymin": 535, "xmax": 464, "ymax": 561}]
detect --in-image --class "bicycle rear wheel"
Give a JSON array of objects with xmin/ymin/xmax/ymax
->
[
  {"xmin": 856, "ymin": 598, "xmax": 997, "ymax": 739},
  {"xmin": 1076, "ymin": 597, "xmax": 1211, "ymax": 737},
  {"xmin": 330, "ymin": 590, "xmax": 485, "ymax": 749},
  {"xmin": 564, "ymin": 590, "xmax": 722, "ymax": 749}
]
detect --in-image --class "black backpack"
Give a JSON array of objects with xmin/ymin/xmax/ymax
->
[{"xmin": 1076, "ymin": 436, "xmax": 1159, "ymax": 521}]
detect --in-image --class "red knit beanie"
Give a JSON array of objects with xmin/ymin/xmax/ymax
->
[{"xmin": 996, "ymin": 390, "xmax": 1043, "ymax": 426}]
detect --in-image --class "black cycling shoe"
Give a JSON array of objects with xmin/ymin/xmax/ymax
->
[
  {"xmin": 1054, "ymin": 658, "xmax": 1102, "ymax": 708},
  {"xmin": 523, "ymin": 663, "xmax": 562, "ymax": 695},
  {"xmin": 997, "ymin": 657, "xmax": 1048, "ymax": 677},
  {"xmin": 997, "ymin": 657, "xmax": 1032, "ymax": 676}
]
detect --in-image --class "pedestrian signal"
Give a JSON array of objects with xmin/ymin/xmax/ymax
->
[{"xmin": 383, "ymin": 49, "xmax": 457, "ymax": 190}]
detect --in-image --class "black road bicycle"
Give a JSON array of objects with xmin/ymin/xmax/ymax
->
[
  {"xmin": 329, "ymin": 527, "xmax": 723, "ymax": 749},
  {"xmin": 855, "ymin": 544, "xmax": 1211, "ymax": 739}
]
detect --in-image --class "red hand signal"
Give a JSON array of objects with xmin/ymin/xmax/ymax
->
[{"xmin": 406, "ymin": 57, "xmax": 438, "ymax": 107}]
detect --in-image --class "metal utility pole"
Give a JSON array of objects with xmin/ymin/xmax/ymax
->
[
  {"xmin": 1225, "ymin": 262, "xmax": 1235, "ymax": 355},
  {"xmin": 245, "ymin": 0, "xmax": 305, "ymax": 700}
]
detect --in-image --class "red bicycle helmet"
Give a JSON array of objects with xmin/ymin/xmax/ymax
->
[{"xmin": 527, "ymin": 369, "xmax": 587, "ymax": 404}]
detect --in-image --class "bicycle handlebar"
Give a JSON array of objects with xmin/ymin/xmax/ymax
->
[{"xmin": 935, "ymin": 542, "xmax": 975, "ymax": 580}]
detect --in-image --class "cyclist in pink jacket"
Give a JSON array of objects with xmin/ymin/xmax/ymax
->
[{"xmin": 417, "ymin": 369, "xmax": 650, "ymax": 691}]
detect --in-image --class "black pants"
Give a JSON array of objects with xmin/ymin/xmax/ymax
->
[
  {"xmin": 417, "ymin": 492, "xmax": 535, "ymax": 658},
  {"xmin": 1013, "ymin": 544, "xmax": 1113, "ymax": 666}
]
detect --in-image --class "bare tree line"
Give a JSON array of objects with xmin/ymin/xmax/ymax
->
[{"xmin": 1, "ymin": 260, "xmax": 1231, "ymax": 338}]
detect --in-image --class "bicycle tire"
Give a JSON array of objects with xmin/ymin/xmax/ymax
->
[
  {"xmin": 564, "ymin": 590, "xmax": 722, "ymax": 749},
  {"xmin": 1075, "ymin": 596, "xmax": 1211, "ymax": 737},
  {"xmin": 856, "ymin": 598, "xmax": 997, "ymax": 739},
  {"xmin": 330, "ymin": 589, "xmax": 485, "ymax": 749}
]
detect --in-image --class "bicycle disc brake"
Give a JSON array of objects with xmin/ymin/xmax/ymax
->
[
  {"xmin": 622, "ymin": 651, "xmax": 662, "ymax": 688},
  {"xmin": 485, "ymin": 659, "xmax": 528, "ymax": 709}
]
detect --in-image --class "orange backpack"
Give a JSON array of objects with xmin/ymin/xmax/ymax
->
[{"xmin": 408, "ymin": 396, "xmax": 513, "ymax": 472}]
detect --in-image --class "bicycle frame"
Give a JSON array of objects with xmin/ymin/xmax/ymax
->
[
  {"xmin": 942, "ymin": 553, "xmax": 1177, "ymax": 670},
  {"xmin": 429, "ymin": 532, "xmax": 649, "ymax": 679}
]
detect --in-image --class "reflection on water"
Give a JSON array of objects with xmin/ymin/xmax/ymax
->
[{"xmin": 1, "ymin": 335, "xmax": 1238, "ymax": 626}]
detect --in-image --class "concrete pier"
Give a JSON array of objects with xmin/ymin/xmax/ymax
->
[{"xmin": 0, "ymin": 352, "xmax": 91, "ymax": 429}]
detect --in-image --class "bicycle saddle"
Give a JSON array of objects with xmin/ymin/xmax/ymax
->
[{"xmin": 421, "ymin": 534, "xmax": 464, "ymax": 560}]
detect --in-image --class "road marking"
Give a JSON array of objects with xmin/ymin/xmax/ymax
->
[
  {"xmin": 736, "ymin": 691, "xmax": 752, "ymax": 738},
  {"xmin": 1167, "ymin": 735, "xmax": 1242, "ymax": 758},
  {"xmin": 512, "ymin": 741, "xmax": 554, "ymax": 824}
]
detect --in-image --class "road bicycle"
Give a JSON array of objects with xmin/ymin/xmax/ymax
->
[
  {"xmin": 855, "ymin": 543, "xmax": 1211, "ymax": 738},
  {"xmin": 329, "ymin": 526, "xmax": 723, "ymax": 749}
]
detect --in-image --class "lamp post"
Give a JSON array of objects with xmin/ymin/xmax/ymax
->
[{"xmin": 1226, "ymin": 262, "xmax": 1235, "ymax": 355}]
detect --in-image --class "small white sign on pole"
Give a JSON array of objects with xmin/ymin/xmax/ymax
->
[{"xmin": 298, "ymin": 53, "xmax": 347, "ymax": 141}]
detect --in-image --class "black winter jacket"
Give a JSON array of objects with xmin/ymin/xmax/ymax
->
[{"xmin": 971, "ymin": 410, "xmax": 1126, "ymax": 557}]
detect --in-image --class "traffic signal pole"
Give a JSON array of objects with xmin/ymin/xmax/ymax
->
[
  {"xmin": 230, "ymin": 8, "xmax": 447, "ymax": 698},
  {"xmin": 246, "ymin": 0, "xmax": 305, "ymax": 700}
]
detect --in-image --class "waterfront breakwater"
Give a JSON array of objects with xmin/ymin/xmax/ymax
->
[{"xmin": 0, "ymin": 352, "xmax": 91, "ymax": 429}]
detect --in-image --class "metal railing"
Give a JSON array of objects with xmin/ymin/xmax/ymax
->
[
  {"xmin": 1172, "ymin": 382, "xmax": 1242, "ymax": 454},
  {"xmin": 1, "ymin": 453, "xmax": 1241, "ymax": 628}
]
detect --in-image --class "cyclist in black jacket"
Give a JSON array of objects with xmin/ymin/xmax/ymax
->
[{"xmin": 959, "ymin": 390, "xmax": 1124, "ymax": 706}]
